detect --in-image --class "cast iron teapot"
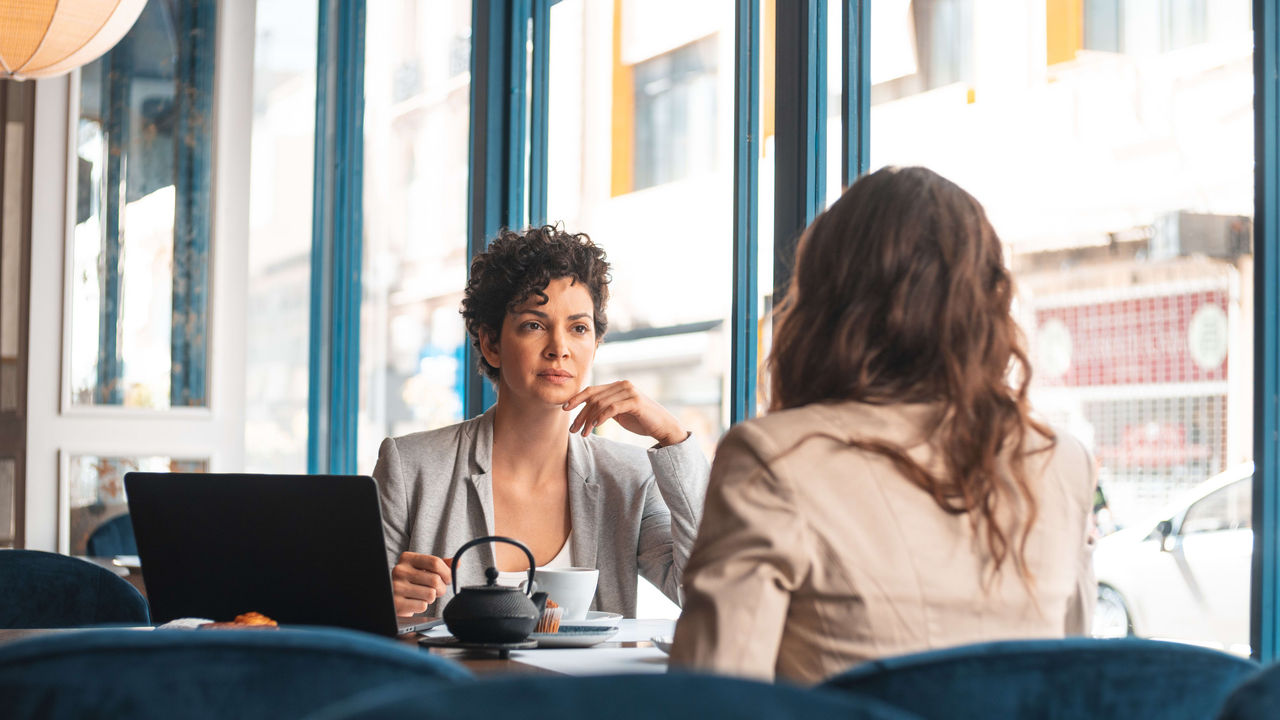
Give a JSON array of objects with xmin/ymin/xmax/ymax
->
[{"xmin": 442, "ymin": 535, "xmax": 547, "ymax": 644}]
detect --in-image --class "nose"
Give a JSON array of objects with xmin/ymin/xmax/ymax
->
[{"xmin": 544, "ymin": 327, "xmax": 569, "ymax": 359}]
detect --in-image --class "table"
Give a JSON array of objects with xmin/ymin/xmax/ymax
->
[
  {"xmin": 413, "ymin": 619, "xmax": 673, "ymax": 675},
  {"xmin": 0, "ymin": 619, "xmax": 675, "ymax": 677}
]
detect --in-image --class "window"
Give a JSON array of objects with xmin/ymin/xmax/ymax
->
[
  {"xmin": 548, "ymin": 0, "xmax": 734, "ymax": 462},
  {"xmin": 69, "ymin": 0, "xmax": 216, "ymax": 409},
  {"xmin": 872, "ymin": 0, "xmax": 974, "ymax": 103},
  {"xmin": 548, "ymin": 0, "xmax": 736, "ymax": 618},
  {"xmin": 246, "ymin": 0, "xmax": 318, "ymax": 473},
  {"xmin": 1181, "ymin": 479, "xmax": 1250, "ymax": 534},
  {"xmin": 358, "ymin": 0, "xmax": 472, "ymax": 470},
  {"xmin": 1182, "ymin": 486, "xmax": 1232, "ymax": 534},
  {"xmin": 1084, "ymin": 0, "xmax": 1123, "ymax": 52},
  {"xmin": 633, "ymin": 37, "xmax": 719, "ymax": 190},
  {"xmin": 872, "ymin": 0, "xmax": 1253, "ymax": 651},
  {"xmin": 1085, "ymin": 0, "xmax": 1209, "ymax": 54}
]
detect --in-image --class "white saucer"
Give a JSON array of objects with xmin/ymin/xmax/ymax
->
[
  {"xmin": 575, "ymin": 610, "xmax": 623, "ymax": 626},
  {"xmin": 529, "ymin": 624, "xmax": 619, "ymax": 648}
]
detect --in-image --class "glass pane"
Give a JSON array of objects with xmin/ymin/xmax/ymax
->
[
  {"xmin": 66, "ymin": 454, "xmax": 207, "ymax": 555},
  {"xmin": 245, "ymin": 0, "xmax": 318, "ymax": 473},
  {"xmin": 359, "ymin": 0, "xmax": 472, "ymax": 469},
  {"xmin": 0, "ymin": 458, "xmax": 13, "ymax": 548},
  {"xmin": 547, "ymin": 0, "xmax": 734, "ymax": 462},
  {"xmin": 70, "ymin": 0, "xmax": 215, "ymax": 409},
  {"xmin": 871, "ymin": 0, "xmax": 1253, "ymax": 654}
]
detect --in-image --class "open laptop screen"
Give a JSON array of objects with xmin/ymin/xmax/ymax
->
[{"xmin": 125, "ymin": 472, "xmax": 413, "ymax": 636}]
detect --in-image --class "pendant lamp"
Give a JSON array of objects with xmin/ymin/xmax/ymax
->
[{"xmin": 0, "ymin": 0, "xmax": 148, "ymax": 80}]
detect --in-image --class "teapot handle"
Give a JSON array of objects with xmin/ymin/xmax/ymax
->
[{"xmin": 449, "ymin": 535, "xmax": 536, "ymax": 597}]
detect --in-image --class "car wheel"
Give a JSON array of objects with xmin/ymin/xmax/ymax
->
[{"xmin": 1093, "ymin": 584, "xmax": 1133, "ymax": 638}]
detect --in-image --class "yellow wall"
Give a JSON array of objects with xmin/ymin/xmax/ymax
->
[
  {"xmin": 611, "ymin": 0, "xmax": 635, "ymax": 197},
  {"xmin": 1046, "ymin": 0, "xmax": 1084, "ymax": 65}
]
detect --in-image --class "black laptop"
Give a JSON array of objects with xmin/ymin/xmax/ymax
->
[{"xmin": 124, "ymin": 472, "xmax": 437, "ymax": 637}]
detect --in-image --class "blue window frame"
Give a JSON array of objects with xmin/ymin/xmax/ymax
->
[
  {"xmin": 1252, "ymin": 0, "xmax": 1280, "ymax": 664},
  {"xmin": 308, "ymin": 0, "xmax": 365, "ymax": 473},
  {"xmin": 308, "ymin": 0, "xmax": 1280, "ymax": 662}
]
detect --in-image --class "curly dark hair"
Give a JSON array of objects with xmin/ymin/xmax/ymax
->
[{"xmin": 461, "ymin": 225, "xmax": 611, "ymax": 381}]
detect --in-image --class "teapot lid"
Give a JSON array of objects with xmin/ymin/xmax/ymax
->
[{"xmin": 460, "ymin": 566, "xmax": 522, "ymax": 592}]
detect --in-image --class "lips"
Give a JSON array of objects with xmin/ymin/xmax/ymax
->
[{"xmin": 538, "ymin": 369, "xmax": 574, "ymax": 384}]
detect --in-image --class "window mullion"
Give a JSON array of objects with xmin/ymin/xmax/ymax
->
[
  {"xmin": 773, "ymin": 0, "xmax": 826, "ymax": 301},
  {"xmin": 308, "ymin": 0, "xmax": 365, "ymax": 474},
  {"xmin": 731, "ymin": 0, "xmax": 761, "ymax": 424},
  {"xmin": 1251, "ymin": 0, "xmax": 1280, "ymax": 665},
  {"xmin": 841, "ymin": 0, "xmax": 869, "ymax": 186}
]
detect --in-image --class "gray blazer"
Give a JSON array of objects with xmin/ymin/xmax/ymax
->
[{"xmin": 374, "ymin": 408, "xmax": 709, "ymax": 617}]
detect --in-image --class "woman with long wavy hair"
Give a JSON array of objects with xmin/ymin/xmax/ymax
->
[{"xmin": 669, "ymin": 166, "xmax": 1096, "ymax": 685}]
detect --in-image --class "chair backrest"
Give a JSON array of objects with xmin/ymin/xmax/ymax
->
[
  {"xmin": 0, "ymin": 627, "xmax": 472, "ymax": 720},
  {"xmin": 0, "ymin": 550, "xmax": 149, "ymax": 628},
  {"xmin": 310, "ymin": 672, "xmax": 924, "ymax": 720},
  {"xmin": 86, "ymin": 514, "xmax": 138, "ymax": 556},
  {"xmin": 819, "ymin": 637, "xmax": 1258, "ymax": 720},
  {"xmin": 1217, "ymin": 659, "xmax": 1280, "ymax": 720}
]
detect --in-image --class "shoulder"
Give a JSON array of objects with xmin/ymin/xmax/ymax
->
[
  {"xmin": 384, "ymin": 415, "xmax": 482, "ymax": 460},
  {"xmin": 721, "ymin": 401, "xmax": 933, "ymax": 464}
]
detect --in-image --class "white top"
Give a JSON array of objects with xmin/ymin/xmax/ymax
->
[{"xmin": 494, "ymin": 531, "xmax": 574, "ymax": 588}]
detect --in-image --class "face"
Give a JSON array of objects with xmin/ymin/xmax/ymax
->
[{"xmin": 480, "ymin": 276, "xmax": 598, "ymax": 408}]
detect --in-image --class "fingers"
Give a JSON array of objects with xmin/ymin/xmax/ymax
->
[
  {"xmin": 562, "ymin": 383, "xmax": 608, "ymax": 412},
  {"xmin": 400, "ymin": 551, "xmax": 453, "ymax": 584},
  {"xmin": 568, "ymin": 384, "xmax": 639, "ymax": 437},
  {"xmin": 394, "ymin": 595, "xmax": 429, "ymax": 617},
  {"xmin": 391, "ymin": 552, "xmax": 452, "ymax": 615}
]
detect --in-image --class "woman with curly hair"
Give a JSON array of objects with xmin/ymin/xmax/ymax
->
[
  {"xmin": 375, "ymin": 226, "xmax": 708, "ymax": 618},
  {"xmin": 669, "ymin": 166, "xmax": 1096, "ymax": 684}
]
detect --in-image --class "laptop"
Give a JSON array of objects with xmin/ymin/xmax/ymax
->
[{"xmin": 124, "ymin": 472, "xmax": 439, "ymax": 637}]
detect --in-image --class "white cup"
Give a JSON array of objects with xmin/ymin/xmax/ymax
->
[{"xmin": 530, "ymin": 567, "xmax": 598, "ymax": 621}]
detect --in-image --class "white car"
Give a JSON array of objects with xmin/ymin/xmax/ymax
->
[{"xmin": 1092, "ymin": 463, "xmax": 1253, "ymax": 654}]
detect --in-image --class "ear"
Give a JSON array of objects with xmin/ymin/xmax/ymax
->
[{"xmin": 479, "ymin": 327, "xmax": 501, "ymax": 370}]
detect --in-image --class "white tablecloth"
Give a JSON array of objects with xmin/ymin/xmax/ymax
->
[
  {"xmin": 424, "ymin": 618, "xmax": 676, "ymax": 675},
  {"xmin": 510, "ymin": 619, "xmax": 675, "ymax": 675}
]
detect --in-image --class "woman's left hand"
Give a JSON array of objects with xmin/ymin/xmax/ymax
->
[{"xmin": 564, "ymin": 380, "xmax": 689, "ymax": 446}]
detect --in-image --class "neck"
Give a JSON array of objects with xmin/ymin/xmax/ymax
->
[{"xmin": 490, "ymin": 393, "xmax": 572, "ymax": 485}]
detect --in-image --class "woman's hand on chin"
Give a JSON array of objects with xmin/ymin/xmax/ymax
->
[{"xmin": 563, "ymin": 380, "xmax": 689, "ymax": 447}]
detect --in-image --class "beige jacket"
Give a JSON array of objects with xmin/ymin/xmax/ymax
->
[{"xmin": 669, "ymin": 401, "xmax": 1096, "ymax": 685}]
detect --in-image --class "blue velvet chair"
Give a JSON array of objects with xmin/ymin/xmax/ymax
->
[
  {"xmin": 1217, "ymin": 659, "xmax": 1280, "ymax": 719},
  {"xmin": 86, "ymin": 513, "xmax": 139, "ymax": 556},
  {"xmin": 0, "ymin": 550, "xmax": 149, "ymax": 628},
  {"xmin": 0, "ymin": 627, "xmax": 471, "ymax": 720},
  {"xmin": 819, "ymin": 637, "xmax": 1258, "ymax": 720},
  {"xmin": 311, "ymin": 672, "xmax": 923, "ymax": 720}
]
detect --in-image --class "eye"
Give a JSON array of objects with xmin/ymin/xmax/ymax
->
[
  {"xmin": 572, "ymin": 323, "xmax": 591, "ymax": 335},
  {"xmin": 521, "ymin": 320, "xmax": 543, "ymax": 331}
]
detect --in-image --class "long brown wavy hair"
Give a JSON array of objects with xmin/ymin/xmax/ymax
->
[{"xmin": 768, "ymin": 166, "xmax": 1054, "ymax": 582}]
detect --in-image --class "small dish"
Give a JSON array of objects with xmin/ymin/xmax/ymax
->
[
  {"xmin": 650, "ymin": 635, "xmax": 674, "ymax": 654},
  {"xmin": 576, "ymin": 610, "xmax": 623, "ymax": 626},
  {"xmin": 528, "ymin": 624, "xmax": 619, "ymax": 648}
]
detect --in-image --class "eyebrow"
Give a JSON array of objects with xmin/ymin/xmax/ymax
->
[{"xmin": 512, "ymin": 309, "xmax": 592, "ymax": 321}]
